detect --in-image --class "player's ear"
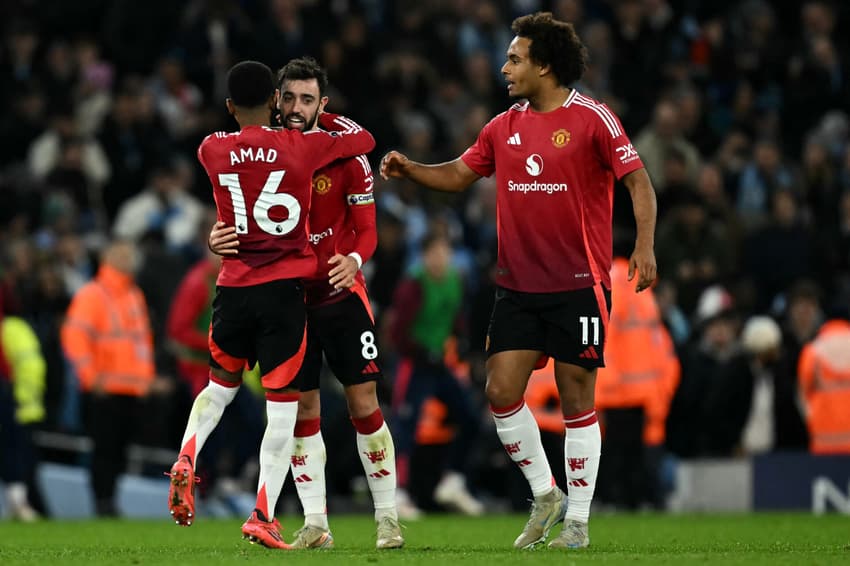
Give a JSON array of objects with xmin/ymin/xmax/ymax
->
[
  {"xmin": 269, "ymin": 89, "xmax": 279, "ymax": 111},
  {"xmin": 225, "ymin": 98, "xmax": 236, "ymax": 116},
  {"xmin": 538, "ymin": 63, "xmax": 552, "ymax": 78},
  {"xmin": 319, "ymin": 96, "xmax": 329, "ymax": 113}
]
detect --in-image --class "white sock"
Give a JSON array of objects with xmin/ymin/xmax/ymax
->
[
  {"xmin": 178, "ymin": 379, "xmax": 240, "ymax": 465},
  {"xmin": 564, "ymin": 410, "xmax": 601, "ymax": 522},
  {"xmin": 356, "ymin": 420, "xmax": 398, "ymax": 522},
  {"xmin": 291, "ymin": 424, "xmax": 329, "ymax": 530},
  {"xmin": 255, "ymin": 397, "xmax": 299, "ymax": 520},
  {"xmin": 6, "ymin": 482, "xmax": 29, "ymax": 508},
  {"xmin": 492, "ymin": 400, "xmax": 554, "ymax": 497}
]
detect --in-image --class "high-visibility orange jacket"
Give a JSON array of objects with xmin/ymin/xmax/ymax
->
[
  {"xmin": 415, "ymin": 397, "xmax": 456, "ymax": 445},
  {"xmin": 798, "ymin": 319, "xmax": 850, "ymax": 454},
  {"xmin": 61, "ymin": 265, "xmax": 155, "ymax": 397},
  {"xmin": 595, "ymin": 258, "xmax": 680, "ymax": 445}
]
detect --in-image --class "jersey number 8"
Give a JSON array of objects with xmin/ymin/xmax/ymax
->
[
  {"xmin": 360, "ymin": 331, "xmax": 378, "ymax": 360},
  {"xmin": 219, "ymin": 171, "xmax": 301, "ymax": 236}
]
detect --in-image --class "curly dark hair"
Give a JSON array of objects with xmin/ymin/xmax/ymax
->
[
  {"xmin": 276, "ymin": 56, "xmax": 328, "ymax": 97},
  {"xmin": 511, "ymin": 12, "xmax": 587, "ymax": 87}
]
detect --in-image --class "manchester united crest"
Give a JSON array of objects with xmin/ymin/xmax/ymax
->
[
  {"xmin": 313, "ymin": 174, "xmax": 332, "ymax": 194},
  {"xmin": 552, "ymin": 129, "xmax": 570, "ymax": 148}
]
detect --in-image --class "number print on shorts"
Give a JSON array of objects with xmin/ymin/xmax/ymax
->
[
  {"xmin": 360, "ymin": 331, "xmax": 378, "ymax": 360},
  {"xmin": 579, "ymin": 316, "xmax": 600, "ymax": 346}
]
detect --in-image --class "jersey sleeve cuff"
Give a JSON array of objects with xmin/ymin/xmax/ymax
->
[
  {"xmin": 615, "ymin": 160, "xmax": 645, "ymax": 181},
  {"xmin": 347, "ymin": 252, "xmax": 363, "ymax": 269},
  {"xmin": 460, "ymin": 153, "xmax": 493, "ymax": 178}
]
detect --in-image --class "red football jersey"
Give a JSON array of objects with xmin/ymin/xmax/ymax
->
[
  {"xmin": 461, "ymin": 90, "xmax": 644, "ymax": 293},
  {"xmin": 304, "ymin": 154, "xmax": 376, "ymax": 306},
  {"xmin": 197, "ymin": 122, "xmax": 374, "ymax": 286}
]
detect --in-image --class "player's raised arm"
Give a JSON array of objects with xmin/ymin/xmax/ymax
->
[
  {"xmin": 299, "ymin": 112, "xmax": 375, "ymax": 170},
  {"xmin": 379, "ymin": 152, "xmax": 480, "ymax": 193},
  {"xmin": 622, "ymin": 168, "xmax": 657, "ymax": 292},
  {"xmin": 380, "ymin": 110, "xmax": 493, "ymax": 192}
]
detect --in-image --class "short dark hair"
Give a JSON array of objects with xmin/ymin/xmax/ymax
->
[
  {"xmin": 511, "ymin": 12, "xmax": 587, "ymax": 87},
  {"xmin": 276, "ymin": 57, "xmax": 328, "ymax": 97},
  {"xmin": 226, "ymin": 61, "xmax": 274, "ymax": 108}
]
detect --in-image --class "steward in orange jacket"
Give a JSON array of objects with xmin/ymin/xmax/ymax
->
[
  {"xmin": 60, "ymin": 240, "xmax": 157, "ymax": 516},
  {"xmin": 595, "ymin": 257, "xmax": 680, "ymax": 446},
  {"xmin": 62, "ymin": 244, "xmax": 155, "ymax": 397},
  {"xmin": 798, "ymin": 318, "xmax": 850, "ymax": 454}
]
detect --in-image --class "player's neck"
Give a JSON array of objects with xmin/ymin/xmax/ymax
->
[
  {"xmin": 236, "ymin": 109, "xmax": 271, "ymax": 128},
  {"xmin": 527, "ymin": 86, "xmax": 571, "ymax": 113}
]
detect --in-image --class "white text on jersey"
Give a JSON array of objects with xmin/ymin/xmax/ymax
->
[
  {"xmin": 508, "ymin": 180, "xmax": 568, "ymax": 194},
  {"xmin": 615, "ymin": 143, "xmax": 640, "ymax": 164},
  {"xmin": 229, "ymin": 147, "xmax": 279, "ymax": 166},
  {"xmin": 309, "ymin": 227, "xmax": 333, "ymax": 244}
]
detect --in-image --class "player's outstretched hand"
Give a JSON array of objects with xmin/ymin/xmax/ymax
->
[
  {"xmin": 328, "ymin": 254, "xmax": 358, "ymax": 289},
  {"xmin": 379, "ymin": 151, "xmax": 409, "ymax": 180},
  {"xmin": 628, "ymin": 244, "xmax": 657, "ymax": 293},
  {"xmin": 209, "ymin": 221, "xmax": 240, "ymax": 256}
]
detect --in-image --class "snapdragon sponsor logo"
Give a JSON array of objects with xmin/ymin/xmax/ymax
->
[
  {"xmin": 309, "ymin": 227, "xmax": 333, "ymax": 244},
  {"xmin": 508, "ymin": 180, "xmax": 568, "ymax": 194},
  {"xmin": 525, "ymin": 154, "xmax": 544, "ymax": 176}
]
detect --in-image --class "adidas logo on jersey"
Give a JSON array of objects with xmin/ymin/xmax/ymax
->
[{"xmin": 507, "ymin": 133, "xmax": 522, "ymax": 145}]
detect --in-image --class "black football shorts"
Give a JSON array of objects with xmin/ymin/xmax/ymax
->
[
  {"xmin": 486, "ymin": 284, "xmax": 612, "ymax": 369},
  {"xmin": 209, "ymin": 279, "xmax": 306, "ymax": 390},
  {"xmin": 297, "ymin": 290, "xmax": 382, "ymax": 391}
]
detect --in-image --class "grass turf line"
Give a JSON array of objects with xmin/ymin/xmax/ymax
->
[{"xmin": 0, "ymin": 513, "xmax": 847, "ymax": 565}]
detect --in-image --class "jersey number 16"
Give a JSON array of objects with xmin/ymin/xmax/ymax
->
[{"xmin": 218, "ymin": 171, "xmax": 301, "ymax": 236}]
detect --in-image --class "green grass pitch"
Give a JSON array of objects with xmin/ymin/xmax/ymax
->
[{"xmin": 0, "ymin": 513, "xmax": 847, "ymax": 565}]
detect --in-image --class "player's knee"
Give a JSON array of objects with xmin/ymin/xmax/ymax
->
[
  {"xmin": 485, "ymin": 377, "xmax": 522, "ymax": 407},
  {"xmin": 297, "ymin": 390, "xmax": 320, "ymax": 419},
  {"xmin": 560, "ymin": 396, "xmax": 594, "ymax": 416},
  {"xmin": 556, "ymin": 369, "xmax": 597, "ymax": 415},
  {"xmin": 345, "ymin": 383, "xmax": 379, "ymax": 419}
]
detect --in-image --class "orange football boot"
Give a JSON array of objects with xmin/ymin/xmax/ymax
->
[
  {"xmin": 167, "ymin": 455, "xmax": 198, "ymax": 526},
  {"xmin": 241, "ymin": 510, "xmax": 292, "ymax": 549}
]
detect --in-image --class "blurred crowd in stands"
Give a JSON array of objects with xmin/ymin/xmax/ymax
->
[{"xmin": 2, "ymin": 0, "xmax": 850, "ymax": 518}]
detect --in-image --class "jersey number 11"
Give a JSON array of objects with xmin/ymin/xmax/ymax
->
[{"xmin": 579, "ymin": 316, "xmax": 600, "ymax": 346}]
